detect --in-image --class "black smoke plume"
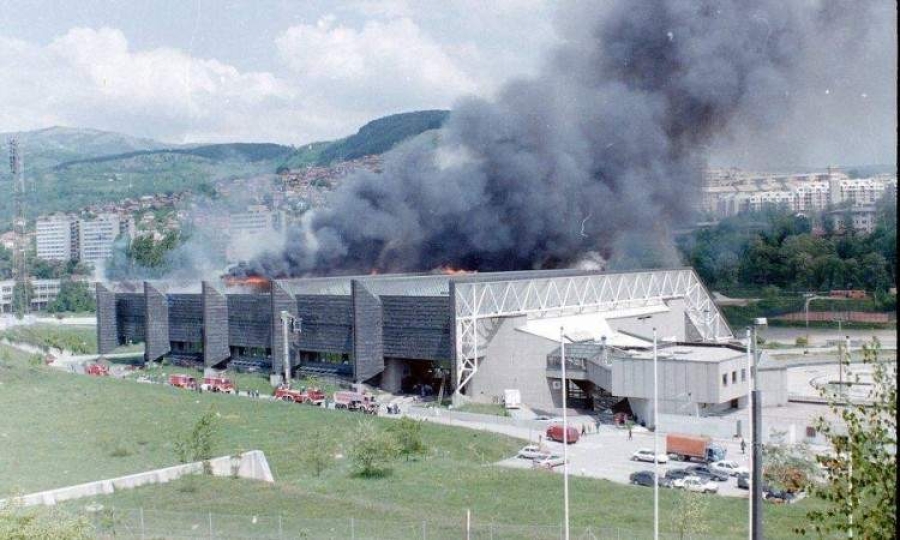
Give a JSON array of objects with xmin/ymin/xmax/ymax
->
[{"xmin": 239, "ymin": 0, "xmax": 887, "ymax": 278}]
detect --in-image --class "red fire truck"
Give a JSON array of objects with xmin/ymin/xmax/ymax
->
[
  {"xmin": 168, "ymin": 374, "xmax": 198, "ymax": 389},
  {"xmin": 333, "ymin": 390, "xmax": 378, "ymax": 414},
  {"xmin": 201, "ymin": 376, "xmax": 236, "ymax": 394},
  {"xmin": 85, "ymin": 363, "xmax": 109, "ymax": 377},
  {"xmin": 274, "ymin": 385, "xmax": 326, "ymax": 405}
]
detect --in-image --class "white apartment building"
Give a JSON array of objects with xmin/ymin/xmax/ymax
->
[
  {"xmin": 0, "ymin": 279, "xmax": 62, "ymax": 313},
  {"xmin": 226, "ymin": 209, "xmax": 285, "ymax": 263},
  {"xmin": 35, "ymin": 215, "xmax": 76, "ymax": 261},
  {"xmin": 76, "ymin": 214, "xmax": 134, "ymax": 265}
]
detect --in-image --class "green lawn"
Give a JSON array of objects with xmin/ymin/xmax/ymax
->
[
  {"xmin": 0, "ymin": 344, "xmax": 831, "ymax": 539},
  {"xmin": 1, "ymin": 324, "xmax": 97, "ymax": 354}
]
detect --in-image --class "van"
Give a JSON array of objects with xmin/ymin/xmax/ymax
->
[{"xmin": 546, "ymin": 424, "xmax": 580, "ymax": 444}]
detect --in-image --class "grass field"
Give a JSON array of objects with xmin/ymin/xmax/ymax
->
[
  {"xmin": 0, "ymin": 343, "xmax": 832, "ymax": 539},
  {"xmin": 1, "ymin": 324, "xmax": 98, "ymax": 354}
]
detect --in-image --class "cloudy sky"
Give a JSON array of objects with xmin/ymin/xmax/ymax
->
[{"xmin": 0, "ymin": 0, "xmax": 895, "ymax": 167}]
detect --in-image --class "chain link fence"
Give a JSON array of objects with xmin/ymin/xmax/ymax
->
[{"xmin": 87, "ymin": 507, "xmax": 726, "ymax": 540}]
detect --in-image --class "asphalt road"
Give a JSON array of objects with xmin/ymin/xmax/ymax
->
[{"xmin": 495, "ymin": 427, "xmax": 751, "ymax": 498}]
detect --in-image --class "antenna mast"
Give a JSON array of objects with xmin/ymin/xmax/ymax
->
[{"xmin": 9, "ymin": 137, "xmax": 30, "ymax": 315}]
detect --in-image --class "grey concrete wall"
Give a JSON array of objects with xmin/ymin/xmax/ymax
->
[
  {"xmin": 757, "ymin": 366, "xmax": 789, "ymax": 407},
  {"xmin": 167, "ymin": 294, "xmax": 202, "ymax": 345},
  {"xmin": 270, "ymin": 282, "xmax": 297, "ymax": 377},
  {"xmin": 96, "ymin": 283, "xmax": 118, "ymax": 354},
  {"xmin": 295, "ymin": 295, "xmax": 354, "ymax": 354},
  {"xmin": 116, "ymin": 293, "xmax": 146, "ymax": 345},
  {"xmin": 227, "ymin": 294, "xmax": 272, "ymax": 348},
  {"xmin": 381, "ymin": 295, "xmax": 452, "ymax": 361},
  {"xmin": 3, "ymin": 450, "xmax": 274, "ymax": 508},
  {"xmin": 352, "ymin": 280, "xmax": 384, "ymax": 382},
  {"xmin": 470, "ymin": 316, "xmax": 559, "ymax": 409},
  {"xmin": 143, "ymin": 283, "xmax": 170, "ymax": 362},
  {"xmin": 381, "ymin": 357, "xmax": 404, "ymax": 393},
  {"xmin": 607, "ymin": 299, "xmax": 690, "ymax": 341},
  {"xmin": 202, "ymin": 281, "xmax": 230, "ymax": 366}
]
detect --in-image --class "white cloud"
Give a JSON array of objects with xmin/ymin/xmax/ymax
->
[{"xmin": 276, "ymin": 16, "xmax": 478, "ymax": 114}]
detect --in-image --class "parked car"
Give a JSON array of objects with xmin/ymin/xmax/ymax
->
[
  {"xmin": 532, "ymin": 454, "xmax": 567, "ymax": 469},
  {"xmin": 673, "ymin": 475, "xmax": 719, "ymax": 493},
  {"xmin": 736, "ymin": 472, "xmax": 749, "ymax": 490},
  {"xmin": 546, "ymin": 424, "xmax": 580, "ymax": 444},
  {"xmin": 535, "ymin": 415, "xmax": 562, "ymax": 423},
  {"xmin": 629, "ymin": 471, "xmax": 673, "ymax": 488},
  {"xmin": 665, "ymin": 469, "xmax": 692, "ymax": 481},
  {"xmin": 710, "ymin": 460, "xmax": 749, "ymax": 477},
  {"xmin": 685, "ymin": 464, "xmax": 729, "ymax": 482},
  {"xmin": 517, "ymin": 445, "xmax": 549, "ymax": 460},
  {"xmin": 764, "ymin": 486, "xmax": 798, "ymax": 504},
  {"xmin": 632, "ymin": 448, "xmax": 669, "ymax": 464}
]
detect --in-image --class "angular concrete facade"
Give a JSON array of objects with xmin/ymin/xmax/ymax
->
[
  {"xmin": 96, "ymin": 283, "xmax": 119, "ymax": 355},
  {"xmin": 202, "ymin": 281, "xmax": 230, "ymax": 367},
  {"xmin": 352, "ymin": 280, "xmax": 384, "ymax": 382},
  {"xmin": 143, "ymin": 283, "xmax": 170, "ymax": 363}
]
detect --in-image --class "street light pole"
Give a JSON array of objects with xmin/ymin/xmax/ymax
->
[
  {"xmin": 653, "ymin": 327, "xmax": 659, "ymax": 540},
  {"xmin": 750, "ymin": 319, "xmax": 766, "ymax": 540},
  {"xmin": 559, "ymin": 327, "xmax": 570, "ymax": 540},
  {"xmin": 746, "ymin": 327, "xmax": 753, "ymax": 540}
]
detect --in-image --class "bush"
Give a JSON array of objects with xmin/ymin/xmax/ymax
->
[
  {"xmin": 388, "ymin": 417, "xmax": 426, "ymax": 462},
  {"xmin": 350, "ymin": 421, "xmax": 398, "ymax": 477}
]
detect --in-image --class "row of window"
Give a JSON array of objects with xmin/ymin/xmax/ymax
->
[{"xmin": 722, "ymin": 368, "xmax": 748, "ymax": 387}]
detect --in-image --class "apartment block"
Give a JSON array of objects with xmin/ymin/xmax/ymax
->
[{"xmin": 35, "ymin": 215, "xmax": 76, "ymax": 261}]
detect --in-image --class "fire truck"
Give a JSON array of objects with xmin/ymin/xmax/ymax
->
[
  {"xmin": 85, "ymin": 363, "xmax": 109, "ymax": 377},
  {"xmin": 274, "ymin": 384, "xmax": 326, "ymax": 405},
  {"xmin": 168, "ymin": 374, "xmax": 198, "ymax": 389},
  {"xmin": 333, "ymin": 390, "xmax": 378, "ymax": 414},
  {"xmin": 201, "ymin": 376, "xmax": 236, "ymax": 394}
]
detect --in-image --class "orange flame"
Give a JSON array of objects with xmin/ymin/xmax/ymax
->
[
  {"xmin": 223, "ymin": 275, "xmax": 272, "ymax": 290},
  {"xmin": 437, "ymin": 266, "xmax": 475, "ymax": 276}
]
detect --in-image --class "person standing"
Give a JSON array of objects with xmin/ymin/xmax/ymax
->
[
  {"xmin": 628, "ymin": 423, "xmax": 633, "ymax": 440},
  {"xmin": 740, "ymin": 437, "xmax": 746, "ymax": 455}
]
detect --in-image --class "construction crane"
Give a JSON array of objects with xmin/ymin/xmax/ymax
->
[{"xmin": 8, "ymin": 137, "xmax": 30, "ymax": 316}]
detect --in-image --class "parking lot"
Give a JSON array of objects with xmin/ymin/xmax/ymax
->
[{"xmin": 495, "ymin": 426, "xmax": 752, "ymax": 497}]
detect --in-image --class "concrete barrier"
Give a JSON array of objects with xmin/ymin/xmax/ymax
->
[{"xmin": 1, "ymin": 450, "xmax": 274, "ymax": 508}]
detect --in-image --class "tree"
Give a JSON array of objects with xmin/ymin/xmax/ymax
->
[
  {"xmin": 47, "ymin": 280, "xmax": 96, "ymax": 313},
  {"xmin": 11, "ymin": 282, "xmax": 32, "ymax": 319},
  {"xmin": 761, "ymin": 429, "xmax": 817, "ymax": 493},
  {"xmin": 0, "ymin": 507, "xmax": 93, "ymax": 539},
  {"xmin": 670, "ymin": 490, "xmax": 710, "ymax": 540},
  {"xmin": 174, "ymin": 408, "xmax": 220, "ymax": 473},
  {"xmin": 389, "ymin": 417, "xmax": 426, "ymax": 462},
  {"xmin": 301, "ymin": 431, "xmax": 334, "ymax": 477},
  {"xmin": 801, "ymin": 340, "xmax": 896, "ymax": 539},
  {"xmin": 349, "ymin": 421, "xmax": 398, "ymax": 477}
]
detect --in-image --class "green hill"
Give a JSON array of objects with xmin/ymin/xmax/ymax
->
[
  {"xmin": 280, "ymin": 109, "xmax": 449, "ymax": 169},
  {"xmin": 0, "ymin": 126, "xmax": 169, "ymax": 170}
]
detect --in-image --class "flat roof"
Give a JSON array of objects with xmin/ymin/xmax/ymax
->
[{"xmin": 625, "ymin": 344, "xmax": 744, "ymax": 363}]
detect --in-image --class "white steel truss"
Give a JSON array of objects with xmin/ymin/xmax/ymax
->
[{"xmin": 453, "ymin": 268, "xmax": 732, "ymax": 394}]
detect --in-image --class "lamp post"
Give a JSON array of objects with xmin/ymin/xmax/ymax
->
[
  {"xmin": 652, "ymin": 327, "xmax": 659, "ymax": 540},
  {"xmin": 749, "ymin": 318, "xmax": 766, "ymax": 540},
  {"xmin": 558, "ymin": 326, "xmax": 570, "ymax": 540}
]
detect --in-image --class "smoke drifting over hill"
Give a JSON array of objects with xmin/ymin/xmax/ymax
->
[{"xmin": 239, "ymin": 0, "xmax": 888, "ymax": 278}]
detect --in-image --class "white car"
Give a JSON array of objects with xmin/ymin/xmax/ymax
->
[
  {"xmin": 710, "ymin": 460, "xmax": 749, "ymax": 477},
  {"xmin": 517, "ymin": 445, "xmax": 549, "ymax": 460},
  {"xmin": 532, "ymin": 454, "xmax": 567, "ymax": 469},
  {"xmin": 631, "ymin": 448, "xmax": 669, "ymax": 464},
  {"xmin": 674, "ymin": 475, "xmax": 719, "ymax": 493}
]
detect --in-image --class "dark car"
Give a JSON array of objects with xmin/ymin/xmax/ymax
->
[
  {"xmin": 736, "ymin": 472, "xmax": 749, "ymax": 489},
  {"xmin": 763, "ymin": 483, "xmax": 797, "ymax": 503},
  {"xmin": 686, "ymin": 465, "xmax": 729, "ymax": 482},
  {"xmin": 665, "ymin": 468, "xmax": 691, "ymax": 481},
  {"xmin": 629, "ymin": 471, "xmax": 673, "ymax": 488}
]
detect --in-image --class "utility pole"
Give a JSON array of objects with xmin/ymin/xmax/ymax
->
[
  {"xmin": 279, "ymin": 311, "xmax": 301, "ymax": 385},
  {"xmin": 750, "ymin": 318, "xmax": 766, "ymax": 540},
  {"xmin": 8, "ymin": 137, "xmax": 29, "ymax": 316},
  {"xmin": 559, "ymin": 327, "xmax": 570, "ymax": 540},
  {"xmin": 652, "ymin": 327, "xmax": 659, "ymax": 540}
]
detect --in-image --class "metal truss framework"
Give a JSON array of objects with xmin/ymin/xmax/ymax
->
[{"xmin": 453, "ymin": 268, "xmax": 733, "ymax": 394}]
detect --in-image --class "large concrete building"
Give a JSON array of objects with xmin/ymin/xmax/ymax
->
[
  {"xmin": 35, "ymin": 215, "xmax": 76, "ymax": 261},
  {"xmin": 0, "ymin": 279, "xmax": 62, "ymax": 313},
  {"xmin": 96, "ymin": 268, "xmax": 786, "ymax": 419}
]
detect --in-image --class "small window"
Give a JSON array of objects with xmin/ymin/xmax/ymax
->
[
  {"xmin": 732, "ymin": 371, "xmax": 737, "ymax": 383},
  {"xmin": 741, "ymin": 369, "xmax": 746, "ymax": 381},
  {"xmin": 722, "ymin": 374, "xmax": 728, "ymax": 387}
]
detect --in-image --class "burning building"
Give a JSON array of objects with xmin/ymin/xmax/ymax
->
[{"xmin": 96, "ymin": 267, "xmax": 788, "ymax": 418}]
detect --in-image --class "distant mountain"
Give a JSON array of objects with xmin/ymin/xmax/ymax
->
[
  {"xmin": 280, "ymin": 110, "xmax": 449, "ymax": 169},
  {"xmin": 0, "ymin": 126, "xmax": 169, "ymax": 170},
  {"xmin": 55, "ymin": 143, "xmax": 294, "ymax": 169}
]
